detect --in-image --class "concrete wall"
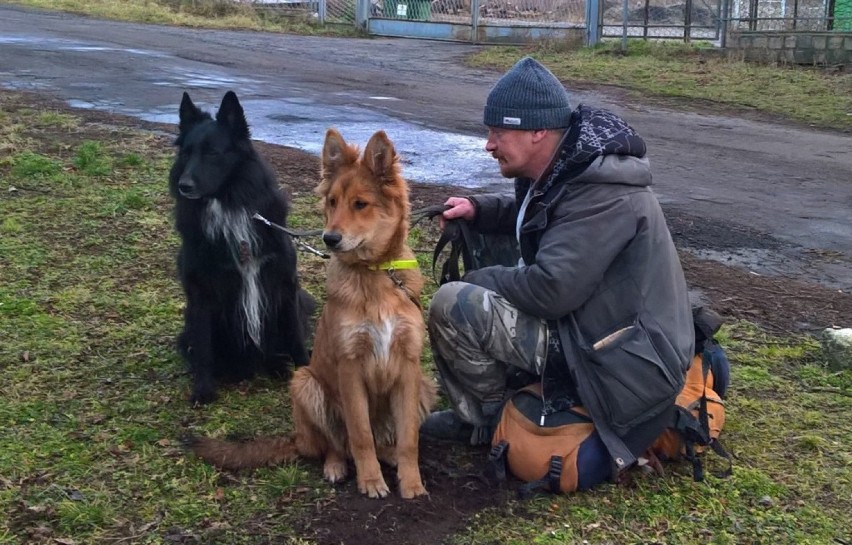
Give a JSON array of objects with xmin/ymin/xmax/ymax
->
[{"xmin": 726, "ymin": 31, "xmax": 852, "ymax": 65}]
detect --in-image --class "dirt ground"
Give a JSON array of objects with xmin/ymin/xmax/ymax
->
[{"xmin": 12, "ymin": 92, "xmax": 852, "ymax": 545}]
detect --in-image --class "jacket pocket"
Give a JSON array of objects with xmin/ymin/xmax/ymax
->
[{"xmin": 585, "ymin": 317, "xmax": 680, "ymax": 434}]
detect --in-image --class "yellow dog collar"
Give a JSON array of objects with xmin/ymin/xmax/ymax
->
[{"xmin": 369, "ymin": 259, "xmax": 420, "ymax": 271}]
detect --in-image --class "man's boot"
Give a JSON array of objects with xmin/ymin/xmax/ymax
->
[{"xmin": 420, "ymin": 401, "xmax": 503, "ymax": 446}]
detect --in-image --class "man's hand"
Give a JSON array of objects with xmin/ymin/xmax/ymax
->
[{"xmin": 441, "ymin": 197, "xmax": 475, "ymax": 229}]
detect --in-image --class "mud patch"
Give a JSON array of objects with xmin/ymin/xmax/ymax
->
[{"xmin": 292, "ymin": 439, "xmax": 517, "ymax": 545}]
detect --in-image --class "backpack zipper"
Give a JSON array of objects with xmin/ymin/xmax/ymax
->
[{"xmin": 539, "ymin": 324, "xmax": 550, "ymax": 426}]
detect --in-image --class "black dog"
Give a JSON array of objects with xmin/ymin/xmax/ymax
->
[{"xmin": 169, "ymin": 90, "xmax": 313, "ymax": 405}]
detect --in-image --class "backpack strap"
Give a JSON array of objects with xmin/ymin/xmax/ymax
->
[
  {"xmin": 431, "ymin": 218, "xmax": 477, "ymax": 285},
  {"xmin": 486, "ymin": 440, "xmax": 509, "ymax": 484},
  {"xmin": 674, "ymin": 405, "xmax": 711, "ymax": 481},
  {"xmin": 675, "ymin": 352, "xmax": 733, "ymax": 481},
  {"xmin": 517, "ymin": 456, "xmax": 564, "ymax": 499}
]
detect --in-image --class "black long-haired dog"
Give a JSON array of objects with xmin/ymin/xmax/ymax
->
[{"xmin": 169, "ymin": 90, "xmax": 313, "ymax": 405}]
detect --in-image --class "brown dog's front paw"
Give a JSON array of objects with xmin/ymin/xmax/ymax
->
[
  {"xmin": 323, "ymin": 458, "xmax": 348, "ymax": 483},
  {"xmin": 358, "ymin": 475, "xmax": 390, "ymax": 498},
  {"xmin": 399, "ymin": 480, "xmax": 428, "ymax": 499}
]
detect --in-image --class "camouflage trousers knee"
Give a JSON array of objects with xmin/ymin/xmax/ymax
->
[{"xmin": 427, "ymin": 281, "xmax": 548, "ymax": 426}]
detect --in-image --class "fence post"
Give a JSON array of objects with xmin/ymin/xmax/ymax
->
[
  {"xmin": 684, "ymin": 0, "xmax": 692, "ymax": 41},
  {"xmin": 471, "ymin": 0, "xmax": 481, "ymax": 43},
  {"xmin": 720, "ymin": 0, "xmax": 729, "ymax": 48},
  {"xmin": 354, "ymin": 0, "xmax": 369, "ymax": 29},
  {"xmin": 586, "ymin": 0, "xmax": 601, "ymax": 45},
  {"xmin": 317, "ymin": 0, "xmax": 327, "ymax": 24}
]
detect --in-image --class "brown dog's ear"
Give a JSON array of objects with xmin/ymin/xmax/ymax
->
[
  {"xmin": 363, "ymin": 130, "xmax": 400, "ymax": 184},
  {"xmin": 320, "ymin": 128, "xmax": 358, "ymax": 193}
]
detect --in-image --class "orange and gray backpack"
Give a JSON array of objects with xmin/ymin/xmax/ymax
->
[
  {"xmin": 486, "ymin": 308, "xmax": 732, "ymax": 495},
  {"xmin": 488, "ymin": 382, "xmax": 611, "ymax": 496}
]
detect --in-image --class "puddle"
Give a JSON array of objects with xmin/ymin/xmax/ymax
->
[
  {"xmin": 150, "ymin": 70, "xmax": 262, "ymax": 90},
  {"xmin": 0, "ymin": 72, "xmax": 53, "ymax": 91},
  {"xmin": 686, "ymin": 247, "xmax": 851, "ymax": 292},
  {"xmin": 91, "ymin": 94, "xmax": 498, "ymax": 189},
  {"xmin": 0, "ymin": 35, "xmax": 169, "ymax": 57},
  {"xmin": 1, "ymin": 32, "xmax": 499, "ymax": 188},
  {"xmin": 243, "ymin": 98, "xmax": 494, "ymax": 189}
]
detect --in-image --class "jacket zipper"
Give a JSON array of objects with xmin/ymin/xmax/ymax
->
[{"xmin": 539, "ymin": 323, "xmax": 549, "ymax": 426}]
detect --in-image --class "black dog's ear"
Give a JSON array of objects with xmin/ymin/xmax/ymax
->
[
  {"xmin": 216, "ymin": 91, "xmax": 250, "ymax": 141},
  {"xmin": 178, "ymin": 92, "xmax": 209, "ymax": 133}
]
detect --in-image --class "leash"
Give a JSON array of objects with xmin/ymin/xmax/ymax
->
[
  {"xmin": 370, "ymin": 259, "xmax": 423, "ymax": 309},
  {"xmin": 252, "ymin": 213, "xmax": 330, "ymax": 259},
  {"xmin": 254, "ymin": 207, "xmax": 444, "ymax": 310},
  {"xmin": 410, "ymin": 204, "xmax": 451, "ymax": 228}
]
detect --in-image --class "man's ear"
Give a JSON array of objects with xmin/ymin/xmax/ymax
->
[{"xmin": 530, "ymin": 129, "xmax": 552, "ymax": 144}]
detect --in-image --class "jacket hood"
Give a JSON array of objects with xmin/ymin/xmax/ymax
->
[
  {"xmin": 572, "ymin": 155, "xmax": 652, "ymax": 187},
  {"xmin": 538, "ymin": 105, "xmax": 649, "ymax": 193}
]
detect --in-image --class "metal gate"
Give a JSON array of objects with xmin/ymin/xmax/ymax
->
[
  {"xmin": 364, "ymin": 0, "xmax": 589, "ymax": 44},
  {"xmin": 251, "ymin": 0, "xmax": 724, "ymax": 43},
  {"xmin": 599, "ymin": 0, "xmax": 723, "ymax": 40}
]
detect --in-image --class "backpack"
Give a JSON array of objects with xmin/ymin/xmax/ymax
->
[
  {"xmin": 488, "ymin": 335, "xmax": 731, "ymax": 496},
  {"xmin": 650, "ymin": 337, "xmax": 733, "ymax": 482},
  {"xmin": 488, "ymin": 383, "xmax": 612, "ymax": 496}
]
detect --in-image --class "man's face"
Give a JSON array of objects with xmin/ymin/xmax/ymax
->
[{"xmin": 485, "ymin": 127, "xmax": 540, "ymax": 179}]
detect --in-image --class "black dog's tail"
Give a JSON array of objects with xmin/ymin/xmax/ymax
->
[
  {"xmin": 296, "ymin": 287, "xmax": 317, "ymax": 363},
  {"xmin": 187, "ymin": 436, "xmax": 299, "ymax": 470}
]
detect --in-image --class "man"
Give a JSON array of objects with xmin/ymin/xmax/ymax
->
[{"xmin": 421, "ymin": 57, "xmax": 694, "ymax": 476}]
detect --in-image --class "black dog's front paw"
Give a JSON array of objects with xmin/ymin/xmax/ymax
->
[
  {"xmin": 190, "ymin": 384, "xmax": 218, "ymax": 406},
  {"xmin": 176, "ymin": 332, "xmax": 191, "ymax": 358}
]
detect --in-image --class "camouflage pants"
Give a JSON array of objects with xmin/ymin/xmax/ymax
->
[{"xmin": 427, "ymin": 281, "xmax": 548, "ymax": 426}]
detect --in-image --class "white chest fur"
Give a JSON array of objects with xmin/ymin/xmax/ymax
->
[
  {"xmin": 203, "ymin": 199, "xmax": 265, "ymax": 348},
  {"xmin": 344, "ymin": 317, "xmax": 399, "ymax": 366}
]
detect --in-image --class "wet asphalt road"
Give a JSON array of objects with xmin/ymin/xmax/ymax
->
[{"xmin": 1, "ymin": 5, "xmax": 851, "ymax": 291}]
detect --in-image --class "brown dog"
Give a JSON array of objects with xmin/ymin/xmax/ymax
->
[{"xmin": 191, "ymin": 128, "xmax": 436, "ymax": 499}]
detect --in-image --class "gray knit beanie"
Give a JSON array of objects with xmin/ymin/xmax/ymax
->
[{"xmin": 483, "ymin": 56, "xmax": 572, "ymax": 130}]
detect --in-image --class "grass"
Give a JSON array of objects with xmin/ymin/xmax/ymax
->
[
  {"xmin": 468, "ymin": 40, "xmax": 852, "ymax": 129},
  {"xmin": 7, "ymin": 0, "xmax": 366, "ymax": 36},
  {"xmin": 1, "ymin": 89, "xmax": 851, "ymax": 544},
  {"xmin": 1, "ymin": 4, "xmax": 851, "ymax": 542}
]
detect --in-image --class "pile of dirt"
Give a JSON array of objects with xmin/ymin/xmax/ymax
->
[{"xmin": 290, "ymin": 439, "xmax": 515, "ymax": 545}]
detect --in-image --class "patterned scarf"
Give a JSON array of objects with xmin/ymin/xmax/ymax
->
[{"xmin": 538, "ymin": 105, "xmax": 647, "ymax": 195}]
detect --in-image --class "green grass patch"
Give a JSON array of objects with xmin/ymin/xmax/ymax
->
[
  {"xmin": 73, "ymin": 140, "xmax": 112, "ymax": 176},
  {"xmin": 1, "ymin": 89, "xmax": 850, "ymax": 544},
  {"xmin": 10, "ymin": 151, "xmax": 63, "ymax": 177},
  {"xmin": 467, "ymin": 41, "xmax": 852, "ymax": 129},
  {"xmin": 9, "ymin": 0, "xmax": 367, "ymax": 36}
]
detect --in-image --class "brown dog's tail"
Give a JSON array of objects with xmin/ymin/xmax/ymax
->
[{"xmin": 188, "ymin": 436, "xmax": 299, "ymax": 470}]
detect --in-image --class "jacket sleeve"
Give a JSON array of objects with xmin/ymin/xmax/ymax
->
[
  {"xmin": 468, "ymin": 193, "xmax": 518, "ymax": 236},
  {"xmin": 462, "ymin": 194, "xmax": 639, "ymax": 320}
]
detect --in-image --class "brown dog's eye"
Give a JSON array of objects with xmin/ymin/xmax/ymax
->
[
  {"xmin": 354, "ymin": 200, "xmax": 368, "ymax": 210},
  {"xmin": 328, "ymin": 197, "xmax": 337, "ymax": 208}
]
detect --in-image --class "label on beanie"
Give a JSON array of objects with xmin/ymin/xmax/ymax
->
[{"xmin": 502, "ymin": 116, "xmax": 521, "ymax": 126}]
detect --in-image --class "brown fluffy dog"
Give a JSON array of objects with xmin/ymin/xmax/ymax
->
[{"xmin": 191, "ymin": 129, "xmax": 437, "ymax": 499}]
